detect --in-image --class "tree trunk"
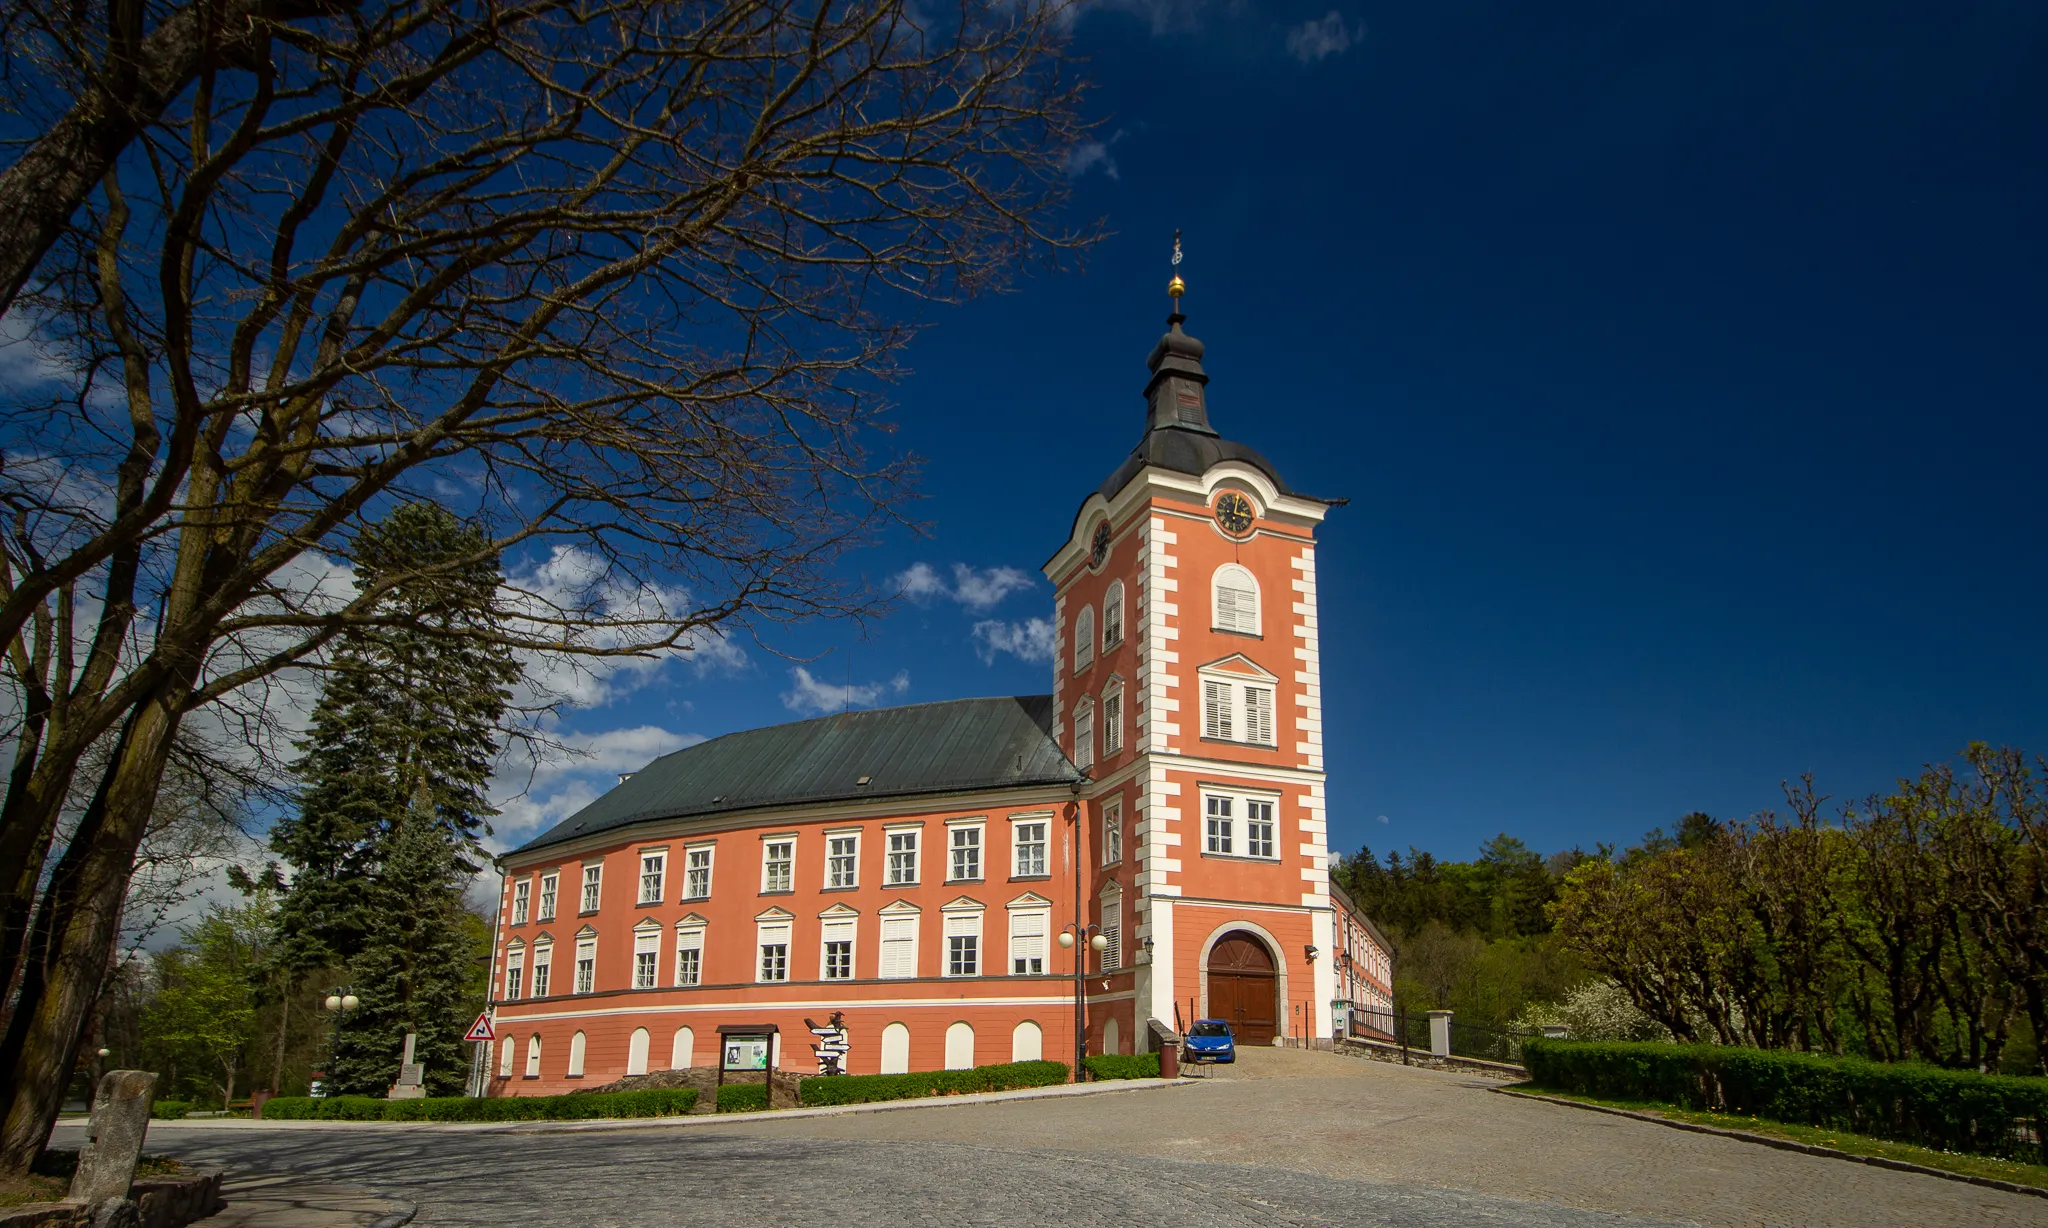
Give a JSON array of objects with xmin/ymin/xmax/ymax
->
[{"xmin": 0, "ymin": 694, "xmax": 183, "ymax": 1174}]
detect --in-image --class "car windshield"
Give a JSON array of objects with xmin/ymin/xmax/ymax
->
[{"xmin": 1190, "ymin": 1022, "xmax": 1231, "ymax": 1037}]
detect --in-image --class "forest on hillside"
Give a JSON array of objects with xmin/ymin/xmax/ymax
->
[{"xmin": 1338, "ymin": 747, "xmax": 2048, "ymax": 1075}]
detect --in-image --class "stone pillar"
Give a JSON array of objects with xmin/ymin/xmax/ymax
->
[
  {"xmin": 70, "ymin": 1070, "xmax": 157, "ymax": 1205},
  {"xmin": 1426, "ymin": 1010, "xmax": 1453, "ymax": 1059}
]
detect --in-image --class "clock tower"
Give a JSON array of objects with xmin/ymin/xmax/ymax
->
[{"xmin": 1043, "ymin": 272, "xmax": 1337, "ymax": 1050}]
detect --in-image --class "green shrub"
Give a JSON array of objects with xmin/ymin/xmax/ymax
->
[
  {"xmin": 717, "ymin": 1083, "xmax": 768, "ymax": 1113},
  {"xmin": 1083, "ymin": 1053, "xmax": 1160, "ymax": 1080},
  {"xmin": 249, "ymin": 1088, "xmax": 697, "ymax": 1122},
  {"xmin": 1523, "ymin": 1038, "xmax": 2048, "ymax": 1163},
  {"xmin": 798, "ymin": 1060, "xmax": 1069, "ymax": 1107},
  {"xmin": 149, "ymin": 1100, "xmax": 193, "ymax": 1120}
]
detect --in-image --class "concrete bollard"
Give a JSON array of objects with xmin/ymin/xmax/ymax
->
[
  {"xmin": 1426, "ymin": 1010, "xmax": 1453, "ymax": 1059},
  {"xmin": 70, "ymin": 1070, "xmax": 157, "ymax": 1205}
]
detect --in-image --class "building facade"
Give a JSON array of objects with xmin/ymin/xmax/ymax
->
[{"xmin": 485, "ymin": 301, "xmax": 1392, "ymax": 1091}]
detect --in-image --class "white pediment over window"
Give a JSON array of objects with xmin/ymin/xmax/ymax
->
[
  {"xmin": 940, "ymin": 895, "xmax": 986, "ymax": 913},
  {"xmin": 575, "ymin": 924, "xmax": 599, "ymax": 939},
  {"xmin": 1199, "ymin": 653, "xmax": 1278, "ymax": 681},
  {"xmin": 818, "ymin": 902, "xmax": 861, "ymax": 920},
  {"xmin": 632, "ymin": 917, "xmax": 663, "ymax": 933},
  {"xmin": 674, "ymin": 913, "xmax": 708, "ymax": 929},
  {"xmin": 754, "ymin": 906, "xmax": 795, "ymax": 922},
  {"xmin": 878, "ymin": 899, "xmax": 923, "ymax": 916},
  {"xmin": 1005, "ymin": 891, "xmax": 1054, "ymax": 910}
]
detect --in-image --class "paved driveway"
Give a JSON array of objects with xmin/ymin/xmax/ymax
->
[{"xmin": 61, "ymin": 1048, "xmax": 2045, "ymax": 1227}]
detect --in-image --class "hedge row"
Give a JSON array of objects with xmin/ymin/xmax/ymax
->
[
  {"xmin": 260, "ymin": 1088, "xmax": 698, "ymax": 1122},
  {"xmin": 150, "ymin": 1100, "xmax": 193, "ymax": 1120},
  {"xmin": 1082, "ymin": 1053, "xmax": 1160, "ymax": 1080},
  {"xmin": 798, "ymin": 1060, "xmax": 1069, "ymax": 1107},
  {"xmin": 1522, "ymin": 1038, "xmax": 2048, "ymax": 1163},
  {"xmin": 716, "ymin": 1084, "xmax": 768, "ymax": 1113}
]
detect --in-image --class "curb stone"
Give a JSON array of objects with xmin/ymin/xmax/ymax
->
[{"xmin": 1495, "ymin": 1086, "xmax": 2048, "ymax": 1201}]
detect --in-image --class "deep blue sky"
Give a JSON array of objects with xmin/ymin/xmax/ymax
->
[{"xmin": 501, "ymin": 0, "xmax": 2048, "ymax": 866}]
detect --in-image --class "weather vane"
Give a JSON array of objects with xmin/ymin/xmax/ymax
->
[{"xmin": 1168, "ymin": 230, "xmax": 1185, "ymax": 305}]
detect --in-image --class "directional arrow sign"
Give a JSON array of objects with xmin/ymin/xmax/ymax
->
[{"xmin": 463, "ymin": 1011, "xmax": 496, "ymax": 1042}]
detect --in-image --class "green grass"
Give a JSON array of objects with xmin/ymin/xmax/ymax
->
[{"xmin": 1508, "ymin": 1085, "xmax": 2048, "ymax": 1190}]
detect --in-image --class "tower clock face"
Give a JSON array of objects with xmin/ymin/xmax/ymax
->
[
  {"xmin": 1214, "ymin": 491, "xmax": 1256, "ymax": 536},
  {"xmin": 1089, "ymin": 521, "xmax": 1113, "ymax": 567}
]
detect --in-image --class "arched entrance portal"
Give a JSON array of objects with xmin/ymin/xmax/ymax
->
[{"xmin": 1206, "ymin": 930, "xmax": 1279, "ymax": 1044}]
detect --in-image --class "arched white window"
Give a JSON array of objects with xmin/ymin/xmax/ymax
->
[
  {"xmin": 567, "ymin": 1030, "xmax": 587, "ymax": 1077},
  {"xmin": 1072, "ymin": 699, "xmax": 1095, "ymax": 770},
  {"xmin": 525, "ymin": 1033, "xmax": 542, "ymax": 1078},
  {"xmin": 1212, "ymin": 564, "xmax": 1260, "ymax": 636},
  {"xmin": 881, "ymin": 1022, "xmax": 911, "ymax": 1074},
  {"xmin": 671, "ymin": 1026, "xmax": 695, "ymax": 1070},
  {"xmin": 1011, "ymin": 1020, "xmax": 1043, "ymax": 1062},
  {"xmin": 498, "ymin": 1036, "xmax": 515, "ymax": 1077},
  {"xmin": 627, "ymin": 1027, "xmax": 651, "ymax": 1076},
  {"xmin": 944, "ymin": 1021, "xmax": 976, "ymax": 1070},
  {"xmin": 1101, "ymin": 678, "xmax": 1123, "ymax": 755},
  {"xmin": 1103, "ymin": 1017, "xmax": 1121, "ymax": 1056},
  {"xmin": 1102, "ymin": 580, "xmax": 1124, "ymax": 649},
  {"xmin": 1073, "ymin": 606, "xmax": 1095, "ymax": 672}
]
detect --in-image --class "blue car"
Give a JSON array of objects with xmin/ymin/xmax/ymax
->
[{"xmin": 1182, "ymin": 1019, "xmax": 1237, "ymax": 1064}]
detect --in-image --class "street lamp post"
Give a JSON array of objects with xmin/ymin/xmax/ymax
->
[
  {"xmin": 1056, "ymin": 924, "xmax": 1107, "ymax": 1082},
  {"xmin": 317, "ymin": 988, "xmax": 359, "ymax": 1096}
]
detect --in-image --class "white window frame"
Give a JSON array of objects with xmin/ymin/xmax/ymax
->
[
  {"xmin": 1073, "ymin": 605, "xmax": 1095, "ymax": 672},
  {"xmin": 674, "ymin": 917, "xmax": 706, "ymax": 986},
  {"xmin": 1101, "ymin": 679, "xmax": 1124, "ymax": 755},
  {"xmin": 942, "ymin": 901, "xmax": 984, "ymax": 978},
  {"xmin": 885, "ymin": 824, "xmax": 920, "ymax": 886},
  {"xmin": 1212, "ymin": 562, "xmax": 1261, "ymax": 635},
  {"xmin": 537, "ymin": 871, "xmax": 558, "ymax": 921},
  {"xmin": 1199, "ymin": 667, "xmax": 1278, "ymax": 747},
  {"xmin": 1007, "ymin": 897, "xmax": 1049, "ymax": 976},
  {"xmin": 820, "ymin": 907, "xmax": 857, "ymax": 981},
  {"xmin": 878, "ymin": 901, "xmax": 921, "ymax": 979},
  {"xmin": 504, "ymin": 944, "xmax": 525, "ymax": 1000},
  {"xmin": 573, "ymin": 931, "xmax": 597, "ymax": 994},
  {"xmin": 1101, "ymin": 797, "xmax": 1123, "ymax": 866},
  {"xmin": 638, "ymin": 850, "xmax": 666, "ymax": 904},
  {"xmin": 1072, "ymin": 699, "xmax": 1095, "ymax": 770},
  {"xmin": 511, "ymin": 879, "xmax": 531, "ymax": 926},
  {"xmin": 756, "ymin": 911, "xmax": 792, "ymax": 983},
  {"xmin": 579, "ymin": 862, "xmax": 603, "ymax": 913},
  {"xmin": 1010, "ymin": 814, "xmax": 1050, "ymax": 878},
  {"xmin": 946, "ymin": 819, "xmax": 985, "ymax": 882},
  {"xmin": 1098, "ymin": 884, "xmax": 1123, "ymax": 972},
  {"xmin": 1102, "ymin": 579, "xmax": 1124, "ymax": 649},
  {"xmin": 825, "ymin": 829, "xmax": 860, "ymax": 889},
  {"xmin": 530, "ymin": 941, "xmax": 553, "ymax": 997},
  {"xmin": 1205, "ymin": 793, "xmax": 1234, "ymax": 855},
  {"xmin": 761, "ymin": 835, "xmax": 796, "ymax": 894},
  {"xmin": 1245, "ymin": 796, "xmax": 1277, "ymax": 859},
  {"xmin": 632, "ymin": 923, "xmax": 661, "ymax": 989},
  {"xmin": 1201, "ymin": 787, "xmax": 1282, "ymax": 861},
  {"xmin": 683, "ymin": 843, "xmax": 714, "ymax": 900}
]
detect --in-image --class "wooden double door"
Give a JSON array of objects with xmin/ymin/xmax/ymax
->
[{"xmin": 1206, "ymin": 931, "xmax": 1278, "ymax": 1044}]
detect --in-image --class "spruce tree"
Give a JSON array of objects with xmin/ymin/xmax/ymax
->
[{"xmin": 271, "ymin": 501, "xmax": 518, "ymax": 1094}]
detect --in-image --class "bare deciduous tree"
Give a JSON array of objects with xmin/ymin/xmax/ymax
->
[{"xmin": 0, "ymin": 0, "xmax": 1094, "ymax": 1171}]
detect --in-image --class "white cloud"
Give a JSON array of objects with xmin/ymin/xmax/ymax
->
[
  {"xmin": 781, "ymin": 666, "xmax": 910, "ymax": 716},
  {"xmin": 894, "ymin": 562, "xmax": 1037, "ymax": 611},
  {"xmin": 1286, "ymin": 11, "xmax": 1359, "ymax": 63},
  {"xmin": 1063, "ymin": 126, "xmax": 1129, "ymax": 181},
  {"xmin": 487, "ymin": 724, "xmax": 707, "ymax": 851},
  {"xmin": 971, "ymin": 617, "xmax": 1056, "ymax": 665}
]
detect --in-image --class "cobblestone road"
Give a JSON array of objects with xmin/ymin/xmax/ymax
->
[{"xmin": 69, "ymin": 1048, "xmax": 2045, "ymax": 1227}]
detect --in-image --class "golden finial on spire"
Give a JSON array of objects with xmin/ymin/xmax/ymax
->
[{"xmin": 1167, "ymin": 229, "xmax": 1185, "ymax": 302}]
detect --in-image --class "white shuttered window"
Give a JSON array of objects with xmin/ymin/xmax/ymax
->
[{"xmin": 879, "ymin": 912, "xmax": 919, "ymax": 979}]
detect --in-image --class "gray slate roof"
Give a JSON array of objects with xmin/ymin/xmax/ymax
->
[{"xmin": 510, "ymin": 695, "xmax": 1081, "ymax": 856}]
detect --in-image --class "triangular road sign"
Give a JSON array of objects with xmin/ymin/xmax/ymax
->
[{"xmin": 463, "ymin": 1011, "xmax": 495, "ymax": 1042}]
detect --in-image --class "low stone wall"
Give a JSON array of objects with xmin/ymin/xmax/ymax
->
[
  {"xmin": 0, "ymin": 1170, "xmax": 225, "ymax": 1228},
  {"xmin": 1333, "ymin": 1037, "xmax": 1527, "ymax": 1079}
]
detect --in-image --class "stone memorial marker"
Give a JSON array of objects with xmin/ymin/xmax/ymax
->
[
  {"xmin": 389, "ymin": 1031, "xmax": 427, "ymax": 1099},
  {"xmin": 70, "ymin": 1070, "xmax": 157, "ymax": 1205}
]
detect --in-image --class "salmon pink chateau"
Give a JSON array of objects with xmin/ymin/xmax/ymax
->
[{"xmin": 485, "ymin": 304, "xmax": 1393, "ymax": 1089}]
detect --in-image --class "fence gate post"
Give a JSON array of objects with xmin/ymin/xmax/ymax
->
[{"xmin": 1427, "ymin": 1010, "xmax": 1453, "ymax": 1059}]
